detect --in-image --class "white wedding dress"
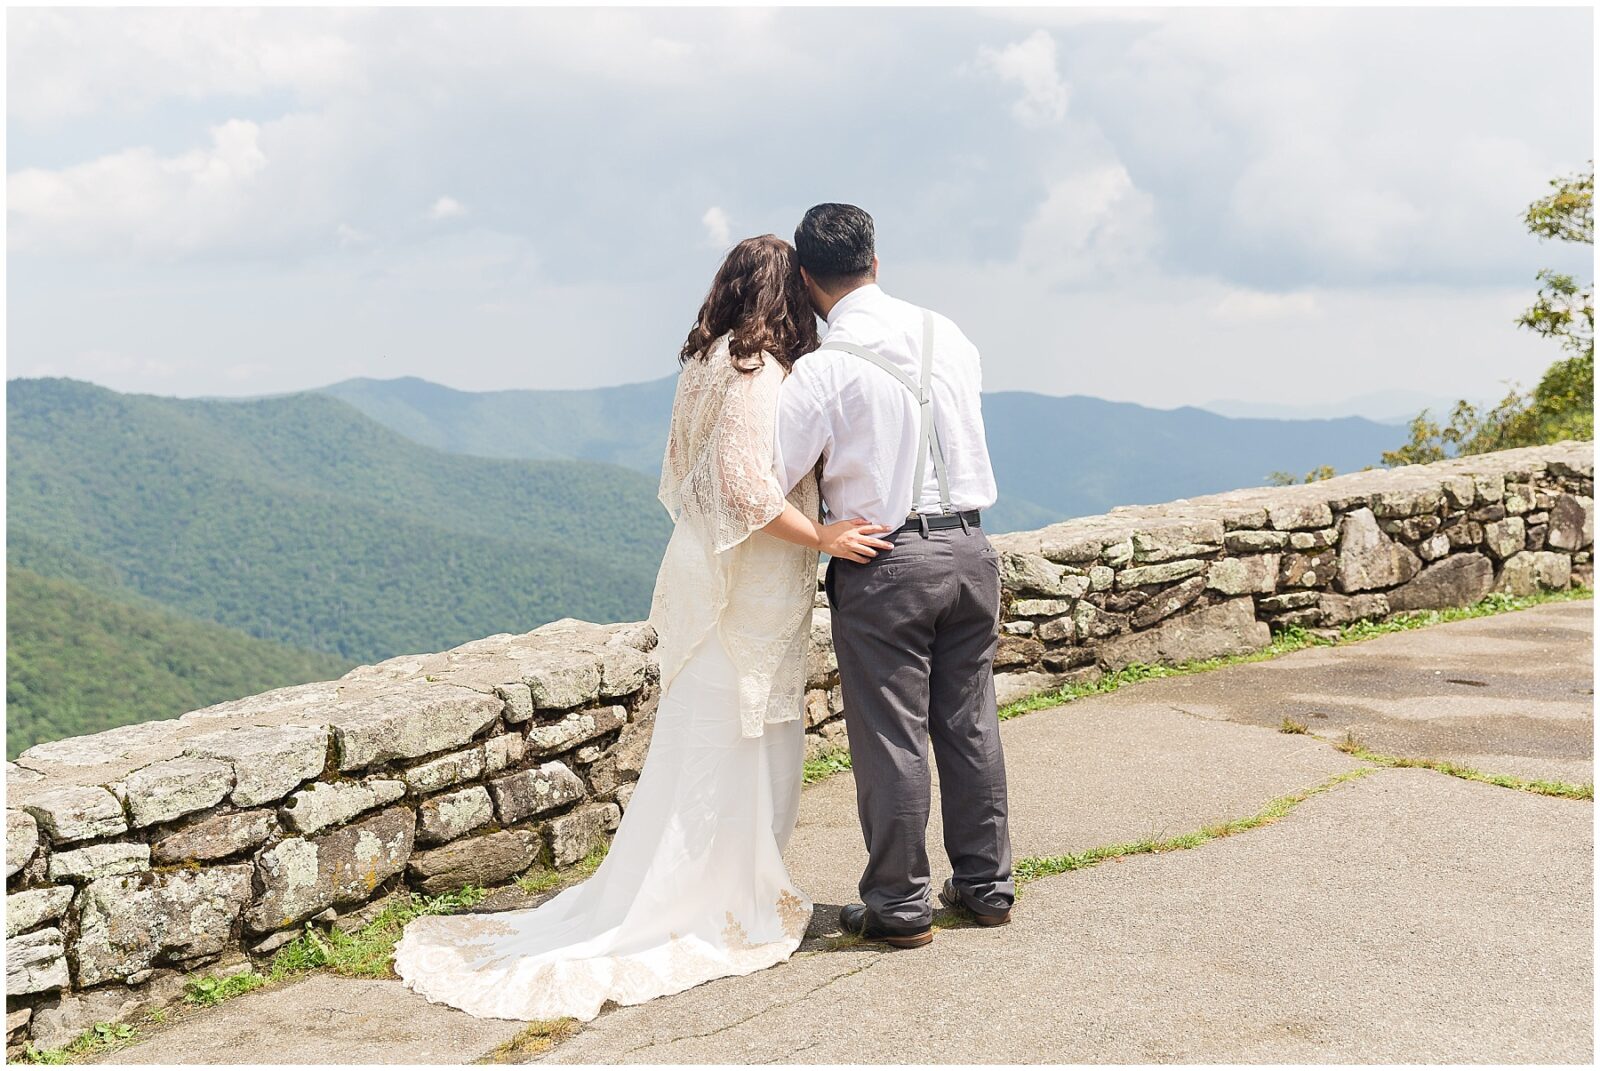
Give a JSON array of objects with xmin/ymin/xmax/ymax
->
[{"xmin": 394, "ymin": 338, "xmax": 821, "ymax": 1022}]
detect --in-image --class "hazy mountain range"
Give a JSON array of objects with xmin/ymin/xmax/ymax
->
[
  {"xmin": 1200, "ymin": 388, "xmax": 1493, "ymax": 424},
  {"xmin": 8, "ymin": 372, "xmax": 1407, "ymax": 754},
  {"xmin": 321, "ymin": 375, "xmax": 1406, "ymax": 527}
]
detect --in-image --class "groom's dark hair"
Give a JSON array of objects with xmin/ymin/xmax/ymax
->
[{"xmin": 795, "ymin": 203, "xmax": 876, "ymax": 288}]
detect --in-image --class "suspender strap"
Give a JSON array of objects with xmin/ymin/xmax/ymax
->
[
  {"xmin": 818, "ymin": 309, "xmax": 952, "ymax": 516},
  {"xmin": 920, "ymin": 310, "xmax": 952, "ymax": 515}
]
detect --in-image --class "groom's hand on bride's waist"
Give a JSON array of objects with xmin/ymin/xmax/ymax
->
[{"xmin": 818, "ymin": 517, "xmax": 894, "ymax": 563}]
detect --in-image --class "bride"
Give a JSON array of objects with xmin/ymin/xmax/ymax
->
[{"xmin": 393, "ymin": 235, "xmax": 894, "ymax": 1022}]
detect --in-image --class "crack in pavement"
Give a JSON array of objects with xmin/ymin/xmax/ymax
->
[{"xmin": 610, "ymin": 954, "xmax": 885, "ymax": 1059}]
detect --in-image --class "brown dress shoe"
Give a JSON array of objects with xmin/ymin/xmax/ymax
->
[
  {"xmin": 940, "ymin": 879, "xmax": 1012, "ymax": 926},
  {"xmin": 839, "ymin": 904, "xmax": 933, "ymax": 948}
]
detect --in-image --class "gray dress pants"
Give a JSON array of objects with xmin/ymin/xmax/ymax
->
[{"xmin": 824, "ymin": 522, "xmax": 1014, "ymax": 929}]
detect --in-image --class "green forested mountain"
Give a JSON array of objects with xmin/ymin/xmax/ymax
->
[
  {"xmin": 7, "ymin": 566, "xmax": 349, "ymax": 757},
  {"xmin": 8, "ymin": 378, "xmax": 672, "ymax": 667},
  {"xmin": 5, "ymin": 371, "xmax": 1403, "ymax": 753},
  {"xmin": 319, "ymin": 376, "xmax": 1405, "ymax": 528}
]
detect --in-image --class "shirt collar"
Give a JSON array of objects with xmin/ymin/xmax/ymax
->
[{"xmin": 824, "ymin": 282, "xmax": 883, "ymax": 329}]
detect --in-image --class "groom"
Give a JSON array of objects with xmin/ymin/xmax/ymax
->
[{"xmin": 775, "ymin": 203, "xmax": 1014, "ymax": 947}]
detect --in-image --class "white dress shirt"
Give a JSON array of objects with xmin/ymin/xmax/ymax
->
[{"xmin": 775, "ymin": 284, "xmax": 998, "ymax": 529}]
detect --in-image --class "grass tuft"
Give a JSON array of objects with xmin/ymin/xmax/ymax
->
[
  {"xmin": 1280, "ymin": 716, "xmax": 1310, "ymax": 735},
  {"xmin": 517, "ymin": 844, "xmax": 608, "ymax": 896},
  {"xmin": 183, "ymin": 970, "xmax": 267, "ymax": 1007},
  {"xmin": 814, "ymin": 931, "xmax": 872, "ymax": 952},
  {"xmin": 21, "ymin": 1022, "xmax": 138, "ymax": 1064},
  {"xmin": 261, "ymin": 885, "xmax": 488, "ymax": 982},
  {"xmin": 478, "ymin": 1019, "xmax": 582, "ymax": 1063},
  {"xmin": 802, "ymin": 748, "xmax": 853, "ymax": 784},
  {"xmin": 157, "ymin": 882, "xmax": 494, "ymax": 1031}
]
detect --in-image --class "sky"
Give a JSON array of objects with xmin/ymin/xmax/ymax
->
[{"xmin": 6, "ymin": 5, "xmax": 1594, "ymax": 413}]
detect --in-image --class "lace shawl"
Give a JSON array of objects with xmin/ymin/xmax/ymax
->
[{"xmin": 649, "ymin": 336, "xmax": 821, "ymax": 738}]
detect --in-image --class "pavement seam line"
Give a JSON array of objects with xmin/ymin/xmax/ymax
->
[
  {"xmin": 1012, "ymin": 766, "xmax": 1379, "ymax": 885},
  {"xmin": 577, "ymin": 768, "xmax": 1382, "ymax": 1059}
]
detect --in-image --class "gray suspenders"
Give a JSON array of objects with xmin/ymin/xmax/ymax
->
[{"xmin": 817, "ymin": 309, "xmax": 953, "ymax": 520}]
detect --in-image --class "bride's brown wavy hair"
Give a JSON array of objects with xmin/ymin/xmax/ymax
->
[{"xmin": 680, "ymin": 235, "xmax": 819, "ymax": 373}]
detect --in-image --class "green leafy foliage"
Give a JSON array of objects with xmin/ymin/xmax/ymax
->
[
  {"xmin": 1386, "ymin": 164, "xmax": 1593, "ymax": 465},
  {"xmin": 6, "ymin": 566, "xmax": 349, "ymax": 757},
  {"xmin": 182, "ymin": 971, "xmax": 267, "ymax": 1008},
  {"xmin": 1267, "ymin": 465, "xmax": 1340, "ymax": 486},
  {"xmin": 801, "ymin": 749, "xmax": 854, "ymax": 784},
  {"xmin": 20, "ymin": 1021, "xmax": 138, "ymax": 1064}
]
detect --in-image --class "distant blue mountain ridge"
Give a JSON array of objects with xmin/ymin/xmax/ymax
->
[{"xmin": 318, "ymin": 375, "xmax": 1408, "ymax": 533}]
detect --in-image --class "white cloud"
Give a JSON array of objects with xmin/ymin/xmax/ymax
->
[
  {"xmin": 1017, "ymin": 164, "xmax": 1157, "ymax": 285},
  {"xmin": 429, "ymin": 195, "xmax": 466, "ymax": 221},
  {"xmin": 7, "ymin": 7, "xmax": 366, "ymax": 124},
  {"xmin": 1071, "ymin": 7, "xmax": 1588, "ymax": 285},
  {"xmin": 335, "ymin": 222, "xmax": 373, "ymax": 248},
  {"xmin": 1211, "ymin": 288, "xmax": 1321, "ymax": 322},
  {"xmin": 976, "ymin": 30, "xmax": 1069, "ymax": 126},
  {"xmin": 701, "ymin": 206, "xmax": 731, "ymax": 248},
  {"xmin": 5, "ymin": 6, "xmax": 1589, "ymax": 409},
  {"xmin": 894, "ymin": 257, "xmax": 1558, "ymax": 412},
  {"xmin": 8, "ymin": 119, "xmax": 270, "ymax": 255}
]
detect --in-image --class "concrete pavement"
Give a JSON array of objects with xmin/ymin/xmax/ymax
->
[
  {"xmin": 97, "ymin": 600, "xmax": 1594, "ymax": 1064},
  {"xmin": 551, "ymin": 769, "xmax": 1591, "ymax": 1064}
]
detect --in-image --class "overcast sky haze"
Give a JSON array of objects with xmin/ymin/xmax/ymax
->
[{"xmin": 6, "ymin": 5, "xmax": 1593, "ymax": 412}]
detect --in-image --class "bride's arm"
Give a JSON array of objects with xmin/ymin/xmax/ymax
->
[{"xmin": 761, "ymin": 505, "xmax": 893, "ymax": 564}]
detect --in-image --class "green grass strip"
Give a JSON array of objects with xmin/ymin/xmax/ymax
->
[
  {"xmin": 1334, "ymin": 734, "xmax": 1593, "ymax": 800},
  {"xmin": 1012, "ymin": 767, "xmax": 1377, "ymax": 884}
]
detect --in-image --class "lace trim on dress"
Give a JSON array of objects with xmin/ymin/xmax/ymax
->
[
  {"xmin": 649, "ymin": 336, "xmax": 821, "ymax": 739},
  {"xmin": 392, "ymin": 887, "xmax": 813, "ymax": 1023}
]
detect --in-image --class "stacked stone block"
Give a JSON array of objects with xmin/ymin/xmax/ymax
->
[
  {"xmin": 7, "ymin": 619, "xmax": 656, "ymax": 1048},
  {"xmin": 6, "ymin": 440, "xmax": 1592, "ymax": 1050}
]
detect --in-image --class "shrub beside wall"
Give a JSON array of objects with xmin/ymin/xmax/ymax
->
[{"xmin": 5, "ymin": 441, "xmax": 1592, "ymax": 1049}]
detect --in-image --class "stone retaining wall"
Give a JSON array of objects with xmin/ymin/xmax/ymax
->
[{"xmin": 5, "ymin": 440, "xmax": 1593, "ymax": 1049}]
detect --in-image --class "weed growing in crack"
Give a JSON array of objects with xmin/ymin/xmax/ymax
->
[
  {"xmin": 478, "ymin": 1019, "xmax": 581, "ymax": 1063},
  {"xmin": 802, "ymin": 748, "xmax": 854, "ymax": 783},
  {"xmin": 518, "ymin": 844, "xmax": 608, "ymax": 896},
  {"xmin": 1013, "ymin": 767, "xmax": 1377, "ymax": 885}
]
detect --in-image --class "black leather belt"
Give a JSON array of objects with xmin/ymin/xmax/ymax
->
[{"xmin": 892, "ymin": 509, "xmax": 982, "ymax": 536}]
